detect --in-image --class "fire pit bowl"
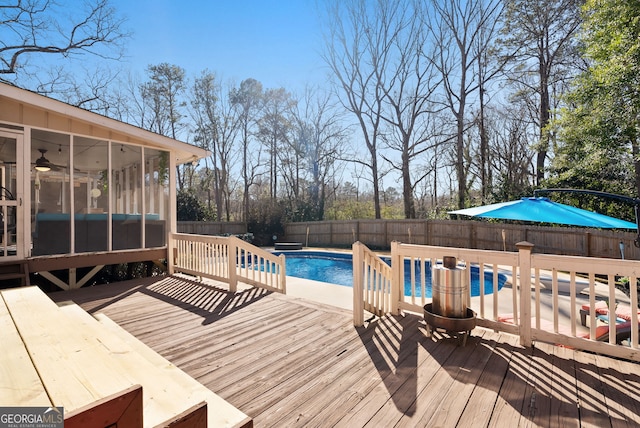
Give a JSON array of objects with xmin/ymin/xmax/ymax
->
[{"xmin": 423, "ymin": 303, "xmax": 477, "ymax": 345}]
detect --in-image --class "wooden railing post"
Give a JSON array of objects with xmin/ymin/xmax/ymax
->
[
  {"xmin": 228, "ymin": 236, "xmax": 238, "ymax": 292},
  {"xmin": 390, "ymin": 241, "xmax": 402, "ymax": 315},
  {"xmin": 517, "ymin": 241, "xmax": 535, "ymax": 347},
  {"xmin": 353, "ymin": 242, "xmax": 364, "ymax": 326},
  {"xmin": 279, "ymin": 254, "xmax": 287, "ymax": 293},
  {"xmin": 168, "ymin": 233, "xmax": 175, "ymax": 275}
]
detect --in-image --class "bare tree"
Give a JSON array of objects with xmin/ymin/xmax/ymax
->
[
  {"xmin": 323, "ymin": 0, "xmax": 392, "ymax": 219},
  {"xmin": 229, "ymin": 78, "xmax": 264, "ymax": 222},
  {"xmin": 430, "ymin": 0, "xmax": 504, "ymax": 209},
  {"xmin": 488, "ymin": 104, "xmax": 536, "ymax": 199},
  {"xmin": 1, "ymin": 0, "xmax": 128, "ymax": 106},
  {"xmin": 258, "ymin": 88, "xmax": 296, "ymax": 200},
  {"xmin": 473, "ymin": 2, "xmax": 506, "ymax": 204},
  {"xmin": 287, "ymin": 86, "xmax": 348, "ymax": 220},
  {"xmin": 213, "ymin": 80, "xmax": 241, "ymax": 221},
  {"xmin": 377, "ymin": 1, "xmax": 442, "ymax": 219},
  {"xmin": 191, "ymin": 71, "xmax": 220, "ymax": 217},
  {"xmin": 139, "ymin": 63, "xmax": 188, "ymax": 188}
]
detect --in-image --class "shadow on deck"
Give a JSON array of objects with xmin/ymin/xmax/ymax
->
[{"xmin": 50, "ymin": 275, "xmax": 640, "ymax": 427}]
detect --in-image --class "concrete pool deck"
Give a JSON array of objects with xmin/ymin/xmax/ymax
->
[{"xmin": 285, "ymin": 276, "xmax": 354, "ymax": 311}]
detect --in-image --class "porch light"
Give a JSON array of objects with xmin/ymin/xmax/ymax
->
[{"xmin": 35, "ymin": 149, "xmax": 51, "ymax": 172}]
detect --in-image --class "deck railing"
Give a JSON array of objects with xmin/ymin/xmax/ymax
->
[
  {"xmin": 353, "ymin": 242, "xmax": 393, "ymax": 325},
  {"xmin": 170, "ymin": 233, "xmax": 286, "ymax": 293},
  {"xmin": 354, "ymin": 240, "xmax": 640, "ymax": 362}
]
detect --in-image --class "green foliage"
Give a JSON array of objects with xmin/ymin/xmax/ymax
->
[
  {"xmin": 247, "ymin": 199, "xmax": 285, "ymax": 246},
  {"xmin": 285, "ymin": 199, "xmax": 321, "ymax": 222},
  {"xmin": 324, "ymin": 199, "xmax": 376, "ymax": 220},
  {"xmin": 158, "ymin": 151, "xmax": 169, "ymax": 185},
  {"xmin": 551, "ymin": 0, "xmax": 640, "ymax": 203},
  {"xmin": 176, "ymin": 189, "xmax": 215, "ymax": 221}
]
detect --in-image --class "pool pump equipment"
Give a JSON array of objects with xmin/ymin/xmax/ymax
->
[{"xmin": 423, "ymin": 256, "xmax": 477, "ymax": 346}]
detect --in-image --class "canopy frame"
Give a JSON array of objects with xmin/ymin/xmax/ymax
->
[{"xmin": 534, "ymin": 188, "xmax": 640, "ymax": 247}]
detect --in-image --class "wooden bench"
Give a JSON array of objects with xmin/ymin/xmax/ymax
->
[{"xmin": 1, "ymin": 286, "xmax": 252, "ymax": 428}]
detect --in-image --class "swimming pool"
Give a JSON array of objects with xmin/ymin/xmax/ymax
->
[{"xmin": 272, "ymin": 250, "xmax": 506, "ymax": 297}]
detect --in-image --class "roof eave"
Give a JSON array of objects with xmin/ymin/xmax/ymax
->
[{"xmin": 0, "ymin": 83, "xmax": 209, "ymax": 164}]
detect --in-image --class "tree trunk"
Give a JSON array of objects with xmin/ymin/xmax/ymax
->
[
  {"xmin": 537, "ymin": 56, "xmax": 550, "ymax": 185},
  {"xmin": 456, "ymin": 114, "xmax": 466, "ymax": 209},
  {"xmin": 401, "ymin": 150, "xmax": 415, "ymax": 218},
  {"xmin": 371, "ymin": 154, "xmax": 382, "ymax": 219}
]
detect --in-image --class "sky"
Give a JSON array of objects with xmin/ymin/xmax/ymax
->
[{"xmin": 110, "ymin": 0, "xmax": 328, "ymax": 91}]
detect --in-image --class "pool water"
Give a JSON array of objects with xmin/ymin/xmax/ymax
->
[{"xmin": 273, "ymin": 251, "xmax": 506, "ymax": 297}]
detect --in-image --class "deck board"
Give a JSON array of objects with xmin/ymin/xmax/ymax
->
[
  {"xmin": 419, "ymin": 330, "xmax": 501, "ymax": 427},
  {"xmin": 51, "ymin": 275, "xmax": 640, "ymax": 428},
  {"xmin": 549, "ymin": 344, "xmax": 580, "ymax": 427}
]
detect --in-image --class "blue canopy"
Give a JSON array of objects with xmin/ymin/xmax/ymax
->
[{"xmin": 448, "ymin": 197, "xmax": 637, "ymax": 229}]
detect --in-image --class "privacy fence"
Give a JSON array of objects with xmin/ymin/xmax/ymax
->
[
  {"xmin": 283, "ymin": 219, "xmax": 639, "ymax": 259},
  {"xmin": 177, "ymin": 219, "xmax": 638, "ymax": 259},
  {"xmin": 178, "ymin": 221, "xmax": 247, "ymax": 236}
]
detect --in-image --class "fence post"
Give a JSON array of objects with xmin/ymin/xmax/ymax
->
[
  {"xmin": 585, "ymin": 231, "xmax": 591, "ymax": 257},
  {"xmin": 228, "ymin": 236, "xmax": 238, "ymax": 292},
  {"xmin": 517, "ymin": 241, "xmax": 535, "ymax": 347}
]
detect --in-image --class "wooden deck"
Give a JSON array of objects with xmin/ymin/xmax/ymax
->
[{"xmin": 50, "ymin": 275, "xmax": 640, "ymax": 427}]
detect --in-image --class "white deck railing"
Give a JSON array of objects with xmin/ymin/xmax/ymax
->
[
  {"xmin": 170, "ymin": 233, "xmax": 286, "ymax": 294},
  {"xmin": 354, "ymin": 240, "xmax": 640, "ymax": 362},
  {"xmin": 353, "ymin": 242, "xmax": 393, "ymax": 325}
]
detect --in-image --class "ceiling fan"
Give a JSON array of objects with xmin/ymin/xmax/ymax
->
[
  {"xmin": 32, "ymin": 149, "xmax": 77, "ymax": 172},
  {"xmin": 35, "ymin": 149, "xmax": 52, "ymax": 171},
  {"xmin": 0, "ymin": 149, "xmax": 77, "ymax": 172}
]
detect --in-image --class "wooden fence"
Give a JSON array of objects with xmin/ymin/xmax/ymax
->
[
  {"xmin": 175, "ymin": 219, "xmax": 638, "ymax": 259},
  {"xmin": 177, "ymin": 221, "xmax": 247, "ymax": 236},
  {"xmin": 285, "ymin": 219, "xmax": 639, "ymax": 259}
]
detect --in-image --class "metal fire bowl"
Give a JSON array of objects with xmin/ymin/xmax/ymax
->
[{"xmin": 423, "ymin": 303, "xmax": 476, "ymax": 333}]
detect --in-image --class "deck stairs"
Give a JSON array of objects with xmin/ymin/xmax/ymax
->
[{"xmin": 0, "ymin": 260, "xmax": 29, "ymax": 286}]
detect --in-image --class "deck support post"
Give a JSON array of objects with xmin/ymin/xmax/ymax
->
[{"xmin": 517, "ymin": 241, "xmax": 534, "ymax": 347}]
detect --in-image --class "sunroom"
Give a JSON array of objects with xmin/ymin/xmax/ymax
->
[{"xmin": 0, "ymin": 82, "xmax": 207, "ymax": 287}]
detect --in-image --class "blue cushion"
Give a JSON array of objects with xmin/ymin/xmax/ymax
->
[{"xmin": 36, "ymin": 213, "xmax": 70, "ymax": 221}]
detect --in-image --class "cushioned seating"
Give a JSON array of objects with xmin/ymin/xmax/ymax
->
[
  {"xmin": 579, "ymin": 301, "xmax": 640, "ymax": 326},
  {"xmin": 33, "ymin": 213, "xmax": 166, "ymax": 255},
  {"xmin": 499, "ymin": 313, "xmax": 638, "ymax": 345}
]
